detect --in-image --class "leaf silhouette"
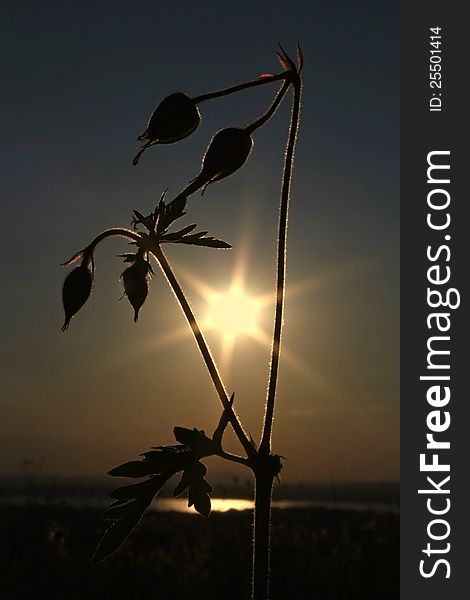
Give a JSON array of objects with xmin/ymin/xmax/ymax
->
[
  {"xmin": 92, "ymin": 473, "xmax": 171, "ymax": 563},
  {"xmin": 163, "ymin": 224, "xmax": 198, "ymax": 240},
  {"xmin": 108, "ymin": 461, "xmax": 157, "ymax": 478},
  {"xmin": 157, "ymin": 196, "xmax": 187, "ymax": 234},
  {"xmin": 109, "ymin": 477, "xmax": 167, "ymax": 501},
  {"xmin": 95, "ymin": 435, "xmax": 216, "ymax": 561},
  {"xmin": 173, "ymin": 427, "xmax": 215, "ymax": 456},
  {"xmin": 171, "ymin": 459, "xmax": 212, "ymax": 518},
  {"xmin": 110, "ymin": 445, "xmax": 192, "ymax": 478},
  {"xmin": 173, "ymin": 232, "xmax": 231, "ymax": 249}
]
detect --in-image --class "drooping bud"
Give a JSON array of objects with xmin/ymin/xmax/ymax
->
[
  {"xmin": 175, "ymin": 127, "xmax": 253, "ymax": 200},
  {"xmin": 62, "ymin": 262, "xmax": 93, "ymax": 331},
  {"xmin": 133, "ymin": 93, "xmax": 200, "ymax": 165},
  {"xmin": 120, "ymin": 251, "xmax": 153, "ymax": 322}
]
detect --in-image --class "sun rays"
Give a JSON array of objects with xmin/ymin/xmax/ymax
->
[
  {"xmin": 111, "ymin": 247, "xmax": 371, "ymax": 398},
  {"xmin": 180, "ymin": 267, "xmax": 271, "ymax": 375}
]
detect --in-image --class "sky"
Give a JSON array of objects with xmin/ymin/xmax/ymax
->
[{"xmin": 0, "ymin": 1, "xmax": 399, "ymax": 483}]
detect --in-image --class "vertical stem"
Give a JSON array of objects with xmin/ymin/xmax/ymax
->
[
  {"xmin": 252, "ymin": 468, "xmax": 275, "ymax": 600},
  {"xmin": 151, "ymin": 243, "xmax": 256, "ymax": 459},
  {"xmin": 259, "ymin": 77, "xmax": 302, "ymax": 455}
]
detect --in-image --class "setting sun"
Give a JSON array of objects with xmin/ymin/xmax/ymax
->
[{"xmin": 207, "ymin": 285, "xmax": 260, "ymax": 340}]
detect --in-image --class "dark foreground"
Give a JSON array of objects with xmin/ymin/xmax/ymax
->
[{"xmin": 1, "ymin": 505, "xmax": 398, "ymax": 599}]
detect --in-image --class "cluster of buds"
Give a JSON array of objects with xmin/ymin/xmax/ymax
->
[
  {"xmin": 61, "ymin": 246, "xmax": 154, "ymax": 329},
  {"xmin": 131, "ymin": 45, "xmax": 302, "ymax": 175},
  {"xmin": 62, "ymin": 46, "xmax": 303, "ymax": 332}
]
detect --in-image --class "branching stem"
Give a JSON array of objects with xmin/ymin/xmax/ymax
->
[
  {"xmin": 245, "ymin": 78, "xmax": 291, "ymax": 135},
  {"xmin": 218, "ymin": 450, "xmax": 249, "ymax": 467},
  {"xmin": 151, "ymin": 244, "xmax": 256, "ymax": 459}
]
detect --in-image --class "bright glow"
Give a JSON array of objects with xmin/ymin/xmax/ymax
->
[
  {"xmin": 154, "ymin": 239, "xmax": 353, "ymax": 381},
  {"xmin": 153, "ymin": 497, "xmax": 320, "ymax": 513},
  {"xmin": 207, "ymin": 285, "xmax": 260, "ymax": 340}
]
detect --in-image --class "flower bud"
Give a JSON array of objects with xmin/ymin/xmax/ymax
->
[
  {"xmin": 62, "ymin": 263, "xmax": 93, "ymax": 331},
  {"xmin": 176, "ymin": 127, "xmax": 253, "ymax": 199},
  {"xmin": 120, "ymin": 253, "xmax": 153, "ymax": 322},
  {"xmin": 201, "ymin": 128, "xmax": 253, "ymax": 184},
  {"xmin": 133, "ymin": 93, "xmax": 200, "ymax": 165}
]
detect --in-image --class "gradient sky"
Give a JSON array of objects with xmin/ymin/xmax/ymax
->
[{"xmin": 0, "ymin": 1, "xmax": 399, "ymax": 483}]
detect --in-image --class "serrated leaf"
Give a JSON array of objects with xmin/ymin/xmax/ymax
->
[
  {"xmin": 173, "ymin": 427, "xmax": 215, "ymax": 456},
  {"xmin": 172, "ymin": 470, "xmax": 191, "ymax": 497},
  {"xmin": 177, "ymin": 236, "xmax": 232, "ymax": 249},
  {"xmin": 102, "ymin": 497, "xmax": 148, "ymax": 520},
  {"xmin": 92, "ymin": 514, "xmax": 143, "ymax": 564},
  {"xmin": 158, "ymin": 196, "xmax": 187, "ymax": 233},
  {"xmin": 93, "ymin": 473, "xmax": 171, "ymax": 563},
  {"xmin": 163, "ymin": 224, "xmax": 198, "ymax": 241},
  {"xmin": 132, "ymin": 210, "xmax": 146, "ymax": 222},
  {"xmin": 172, "ymin": 458, "xmax": 212, "ymax": 517},
  {"xmin": 188, "ymin": 477, "xmax": 212, "ymax": 518},
  {"xmin": 108, "ymin": 461, "xmax": 156, "ymax": 478},
  {"xmin": 176, "ymin": 231, "xmax": 207, "ymax": 243},
  {"xmin": 132, "ymin": 209, "xmax": 155, "ymax": 231},
  {"xmin": 144, "ymin": 443, "xmax": 191, "ymax": 456},
  {"xmin": 110, "ymin": 445, "xmax": 194, "ymax": 479},
  {"xmin": 140, "ymin": 445, "xmax": 194, "ymax": 471},
  {"xmin": 194, "ymin": 238, "xmax": 232, "ymax": 249},
  {"xmin": 109, "ymin": 476, "xmax": 167, "ymax": 500}
]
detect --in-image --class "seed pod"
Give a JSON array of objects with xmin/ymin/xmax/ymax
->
[
  {"xmin": 200, "ymin": 128, "xmax": 253, "ymax": 184},
  {"xmin": 121, "ymin": 253, "xmax": 153, "ymax": 322},
  {"xmin": 176, "ymin": 127, "xmax": 253, "ymax": 200},
  {"xmin": 133, "ymin": 92, "xmax": 200, "ymax": 165},
  {"xmin": 62, "ymin": 263, "xmax": 93, "ymax": 331}
]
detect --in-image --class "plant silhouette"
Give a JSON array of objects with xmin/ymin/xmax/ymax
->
[{"xmin": 61, "ymin": 45, "xmax": 303, "ymax": 600}]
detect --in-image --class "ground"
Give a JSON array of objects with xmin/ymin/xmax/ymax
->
[{"xmin": 1, "ymin": 505, "xmax": 398, "ymax": 599}]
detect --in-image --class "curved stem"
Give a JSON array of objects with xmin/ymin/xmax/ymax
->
[
  {"xmin": 245, "ymin": 78, "xmax": 291, "ymax": 135},
  {"xmin": 259, "ymin": 76, "xmax": 302, "ymax": 455},
  {"xmin": 63, "ymin": 228, "xmax": 144, "ymax": 266},
  {"xmin": 193, "ymin": 72, "xmax": 287, "ymax": 104},
  {"xmin": 151, "ymin": 244, "xmax": 256, "ymax": 459},
  {"xmin": 87, "ymin": 227, "xmax": 144, "ymax": 250},
  {"xmin": 163, "ymin": 79, "xmax": 292, "ymax": 215}
]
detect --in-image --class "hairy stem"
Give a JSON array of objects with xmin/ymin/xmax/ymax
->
[
  {"xmin": 245, "ymin": 78, "xmax": 291, "ymax": 135},
  {"xmin": 151, "ymin": 244, "xmax": 256, "ymax": 459},
  {"xmin": 252, "ymin": 468, "xmax": 275, "ymax": 600},
  {"xmin": 193, "ymin": 72, "xmax": 287, "ymax": 104},
  {"xmin": 260, "ymin": 76, "xmax": 302, "ymax": 455},
  {"xmin": 63, "ymin": 228, "xmax": 144, "ymax": 265},
  {"xmin": 219, "ymin": 450, "xmax": 249, "ymax": 467}
]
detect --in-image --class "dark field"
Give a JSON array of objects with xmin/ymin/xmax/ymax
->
[{"xmin": 1, "ymin": 504, "xmax": 398, "ymax": 599}]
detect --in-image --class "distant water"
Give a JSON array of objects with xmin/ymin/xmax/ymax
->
[
  {"xmin": 156, "ymin": 497, "xmax": 396, "ymax": 513},
  {"xmin": 0, "ymin": 494, "xmax": 397, "ymax": 513}
]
